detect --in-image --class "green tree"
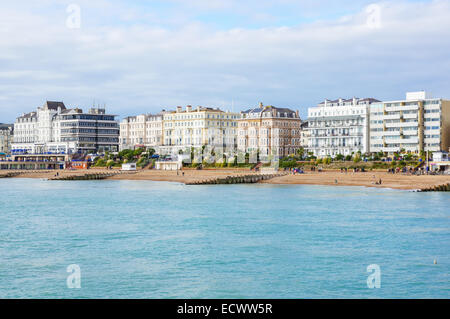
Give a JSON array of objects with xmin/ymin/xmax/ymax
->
[{"xmin": 296, "ymin": 147, "xmax": 305, "ymax": 159}]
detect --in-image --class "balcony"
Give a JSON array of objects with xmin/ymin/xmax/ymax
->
[
  {"xmin": 403, "ymin": 113, "xmax": 418, "ymax": 120},
  {"xmin": 385, "ymin": 121, "xmax": 418, "ymax": 128},
  {"xmin": 384, "ymin": 138, "xmax": 402, "ymax": 144},
  {"xmin": 403, "ymin": 130, "xmax": 418, "ymax": 136},
  {"xmin": 385, "ymin": 105, "xmax": 418, "ymax": 112},
  {"xmin": 383, "ymin": 114, "xmax": 400, "ymax": 120}
]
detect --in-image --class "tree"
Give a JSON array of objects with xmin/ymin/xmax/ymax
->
[
  {"xmin": 147, "ymin": 148, "xmax": 156, "ymax": 156},
  {"xmin": 353, "ymin": 153, "xmax": 361, "ymax": 163},
  {"xmin": 296, "ymin": 147, "xmax": 305, "ymax": 159},
  {"xmin": 335, "ymin": 154, "xmax": 345, "ymax": 161}
]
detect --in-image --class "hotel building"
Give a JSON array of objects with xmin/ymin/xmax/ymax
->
[
  {"xmin": 160, "ymin": 105, "xmax": 240, "ymax": 154},
  {"xmin": 119, "ymin": 113, "xmax": 163, "ymax": 151},
  {"xmin": 307, "ymin": 97, "xmax": 380, "ymax": 158},
  {"xmin": 237, "ymin": 103, "xmax": 302, "ymax": 158},
  {"xmin": 0, "ymin": 124, "xmax": 14, "ymax": 155},
  {"xmin": 369, "ymin": 91, "xmax": 450, "ymax": 154},
  {"xmin": 12, "ymin": 101, "xmax": 119, "ymax": 154}
]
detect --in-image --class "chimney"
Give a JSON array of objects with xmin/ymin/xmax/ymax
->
[
  {"xmin": 339, "ymin": 98, "xmax": 343, "ymax": 105},
  {"xmin": 324, "ymin": 99, "xmax": 328, "ymax": 107},
  {"xmin": 176, "ymin": 106, "xmax": 182, "ymax": 113},
  {"xmin": 296, "ymin": 110, "xmax": 299, "ymax": 118},
  {"xmin": 353, "ymin": 97, "xmax": 357, "ymax": 106},
  {"xmin": 186, "ymin": 105, "xmax": 192, "ymax": 112}
]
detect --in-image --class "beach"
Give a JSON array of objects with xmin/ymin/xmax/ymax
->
[{"xmin": 1, "ymin": 168, "xmax": 449, "ymax": 190}]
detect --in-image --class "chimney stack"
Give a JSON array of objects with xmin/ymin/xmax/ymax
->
[
  {"xmin": 186, "ymin": 105, "xmax": 192, "ymax": 112},
  {"xmin": 176, "ymin": 106, "xmax": 182, "ymax": 113}
]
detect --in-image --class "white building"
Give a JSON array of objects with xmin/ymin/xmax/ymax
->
[
  {"xmin": 119, "ymin": 113, "xmax": 163, "ymax": 151},
  {"xmin": 307, "ymin": 97, "xmax": 380, "ymax": 157},
  {"xmin": 161, "ymin": 105, "xmax": 240, "ymax": 155},
  {"xmin": 12, "ymin": 101, "xmax": 119, "ymax": 154},
  {"xmin": 369, "ymin": 91, "xmax": 450, "ymax": 155}
]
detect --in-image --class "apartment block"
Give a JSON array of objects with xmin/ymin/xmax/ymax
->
[{"xmin": 369, "ymin": 91, "xmax": 450, "ymax": 154}]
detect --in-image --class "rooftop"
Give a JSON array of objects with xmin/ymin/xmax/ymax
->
[{"xmin": 241, "ymin": 103, "xmax": 299, "ymax": 118}]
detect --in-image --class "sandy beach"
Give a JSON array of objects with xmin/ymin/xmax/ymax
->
[{"xmin": 1, "ymin": 168, "xmax": 449, "ymax": 190}]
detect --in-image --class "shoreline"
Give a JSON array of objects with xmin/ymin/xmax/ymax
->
[{"xmin": 1, "ymin": 168, "xmax": 449, "ymax": 190}]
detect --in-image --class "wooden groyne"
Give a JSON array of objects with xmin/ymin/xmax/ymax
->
[
  {"xmin": 186, "ymin": 173, "xmax": 286, "ymax": 185},
  {"xmin": 49, "ymin": 173, "xmax": 118, "ymax": 181},
  {"xmin": 418, "ymin": 183, "xmax": 450, "ymax": 192},
  {"xmin": 49, "ymin": 171, "xmax": 137, "ymax": 181}
]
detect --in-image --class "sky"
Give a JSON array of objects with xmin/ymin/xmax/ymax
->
[{"xmin": 0, "ymin": 0, "xmax": 450, "ymax": 122}]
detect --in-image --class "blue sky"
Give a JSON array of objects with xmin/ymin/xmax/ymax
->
[{"xmin": 0, "ymin": 0, "xmax": 449, "ymax": 122}]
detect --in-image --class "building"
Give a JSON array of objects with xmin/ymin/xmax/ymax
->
[
  {"xmin": 161, "ymin": 105, "xmax": 240, "ymax": 154},
  {"xmin": 11, "ymin": 101, "xmax": 119, "ymax": 154},
  {"xmin": 119, "ymin": 113, "xmax": 163, "ymax": 151},
  {"xmin": 237, "ymin": 103, "xmax": 302, "ymax": 159},
  {"xmin": 300, "ymin": 121, "xmax": 309, "ymax": 151},
  {"xmin": 369, "ymin": 92, "xmax": 450, "ymax": 155},
  {"xmin": 430, "ymin": 151, "xmax": 450, "ymax": 174},
  {"xmin": 0, "ymin": 124, "xmax": 14, "ymax": 155},
  {"xmin": 307, "ymin": 97, "xmax": 380, "ymax": 158}
]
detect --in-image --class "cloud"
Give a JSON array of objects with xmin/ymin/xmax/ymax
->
[{"xmin": 0, "ymin": 0, "xmax": 449, "ymax": 122}]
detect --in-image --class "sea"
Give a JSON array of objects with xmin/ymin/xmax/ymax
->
[{"xmin": 0, "ymin": 178, "xmax": 449, "ymax": 298}]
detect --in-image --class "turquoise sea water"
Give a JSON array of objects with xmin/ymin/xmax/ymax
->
[{"xmin": 0, "ymin": 178, "xmax": 449, "ymax": 298}]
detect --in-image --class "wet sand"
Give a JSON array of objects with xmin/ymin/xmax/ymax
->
[{"xmin": 1, "ymin": 168, "xmax": 449, "ymax": 190}]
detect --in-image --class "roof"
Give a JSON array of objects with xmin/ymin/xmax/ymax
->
[
  {"xmin": 241, "ymin": 105, "xmax": 298, "ymax": 118},
  {"xmin": 0, "ymin": 123, "xmax": 14, "ymax": 130},
  {"xmin": 318, "ymin": 98, "xmax": 380, "ymax": 105},
  {"xmin": 18, "ymin": 112, "xmax": 37, "ymax": 119},
  {"xmin": 44, "ymin": 101, "xmax": 66, "ymax": 110}
]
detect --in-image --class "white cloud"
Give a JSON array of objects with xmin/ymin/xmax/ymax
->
[{"xmin": 0, "ymin": 0, "xmax": 449, "ymax": 122}]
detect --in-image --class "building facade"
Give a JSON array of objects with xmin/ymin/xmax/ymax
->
[
  {"xmin": 307, "ymin": 97, "xmax": 380, "ymax": 158},
  {"xmin": 12, "ymin": 101, "xmax": 119, "ymax": 154},
  {"xmin": 300, "ymin": 121, "xmax": 309, "ymax": 151},
  {"xmin": 0, "ymin": 124, "xmax": 14, "ymax": 155},
  {"xmin": 119, "ymin": 113, "xmax": 163, "ymax": 151},
  {"xmin": 161, "ymin": 105, "xmax": 240, "ymax": 154},
  {"xmin": 237, "ymin": 103, "xmax": 302, "ymax": 159},
  {"xmin": 369, "ymin": 92, "xmax": 450, "ymax": 155}
]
